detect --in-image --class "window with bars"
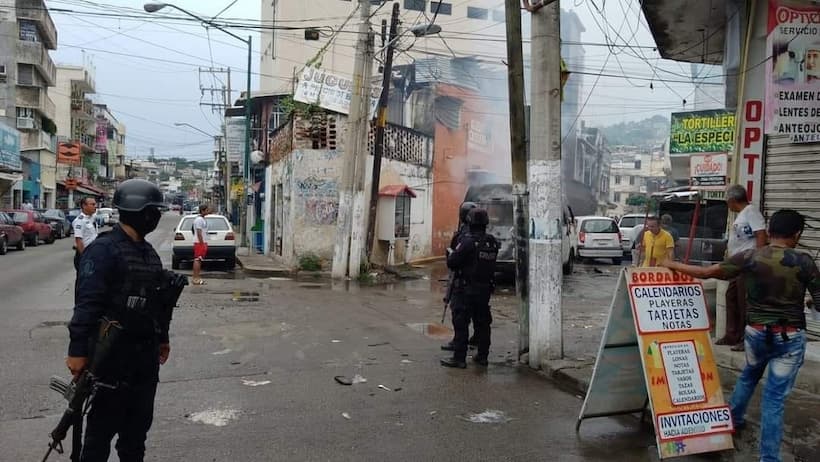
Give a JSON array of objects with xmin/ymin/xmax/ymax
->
[
  {"xmin": 395, "ymin": 194, "xmax": 411, "ymax": 238},
  {"xmin": 19, "ymin": 20, "xmax": 40, "ymax": 42}
]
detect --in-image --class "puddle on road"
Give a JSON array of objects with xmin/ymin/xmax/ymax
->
[
  {"xmin": 231, "ymin": 291, "xmax": 260, "ymax": 302},
  {"xmin": 406, "ymin": 322, "xmax": 453, "ymax": 339}
]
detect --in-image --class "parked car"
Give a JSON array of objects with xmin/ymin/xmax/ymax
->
[
  {"xmin": 0, "ymin": 211, "xmax": 26, "ymax": 254},
  {"xmin": 6, "ymin": 210, "xmax": 54, "ymax": 246},
  {"xmin": 463, "ymin": 184, "xmax": 576, "ymax": 275},
  {"xmin": 96, "ymin": 207, "xmax": 114, "ymax": 227},
  {"xmin": 67, "ymin": 208, "xmax": 82, "ymax": 224},
  {"xmin": 617, "ymin": 213, "xmax": 651, "ymax": 254},
  {"xmin": 574, "ymin": 216, "xmax": 623, "ymax": 265},
  {"xmin": 38, "ymin": 208, "xmax": 72, "ymax": 239},
  {"xmin": 172, "ymin": 214, "xmax": 236, "ymax": 269}
]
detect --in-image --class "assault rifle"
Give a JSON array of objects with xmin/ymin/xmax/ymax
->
[
  {"xmin": 43, "ymin": 319, "xmax": 124, "ymax": 462},
  {"xmin": 442, "ymin": 269, "xmax": 456, "ymax": 323}
]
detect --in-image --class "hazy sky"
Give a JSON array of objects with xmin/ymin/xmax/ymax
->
[{"xmin": 49, "ymin": 0, "xmax": 723, "ymax": 161}]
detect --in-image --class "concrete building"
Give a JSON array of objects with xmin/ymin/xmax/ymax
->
[
  {"xmin": 569, "ymin": 124, "xmax": 611, "ymax": 215},
  {"xmin": 92, "ymin": 104, "xmax": 125, "ymax": 180},
  {"xmin": 0, "ymin": 0, "xmax": 59, "ymax": 208},
  {"xmin": 259, "ymin": 0, "xmax": 509, "ymax": 93},
  {"xmin": 608, "ymin": 145, "xmax": 670, "ymax": 216}
]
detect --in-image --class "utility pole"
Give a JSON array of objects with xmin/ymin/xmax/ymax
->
[
  {"xmin": 505, "ymin": 0, "xmax": 530, "ymax": 362},
  {"xmin": 333, "ymin": 0, "xmax": 373, "ymax": 279},
  {"xmin": 365, "ymin": 2, "xmax": 400, "ymax": 262},
  {"xmin": 528, "ymin": 1, "xmax": 563, "ymax": 366}
]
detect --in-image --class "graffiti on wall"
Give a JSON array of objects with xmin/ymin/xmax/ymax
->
[{"xmin": 294, "ymin": 150, "xmax": 342, "ymax": 225}]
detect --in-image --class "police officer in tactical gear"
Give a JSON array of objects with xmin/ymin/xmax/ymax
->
[
  {"xmin": 441, "ymin": 207, "xmax": 499, "ymax": 369},
  {"xmin": 66, "ymin": 179, "xmax": 173, "ymax": 461},
  {"xmin": 442, "ymin": 202, "xmax": 478, "ymax": 352}
]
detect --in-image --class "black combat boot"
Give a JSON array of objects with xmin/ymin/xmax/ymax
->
[
  {"xmin": 440, "ymin": 341, "xmax": 455, "ymax": 351},
  {"xmin": 440, "ymin": 357, "xmax": 467, "ymax": 369}
]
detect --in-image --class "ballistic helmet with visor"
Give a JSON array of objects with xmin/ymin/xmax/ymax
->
[
  {"xmin": 466, "ymin": 208, "xmax": 490, "ymax": 227},
  {"xmin": 113, "ymin": 179, "xmax": 165, "ymax": 212},
  {"xmin": 459, "ymin": 202, "xmax": 478, "ymax": 223}
]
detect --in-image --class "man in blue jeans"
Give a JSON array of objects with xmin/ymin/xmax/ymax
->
[{"xmin": 663, "ymin": 209, "xmax": 820, "ymax": 462}]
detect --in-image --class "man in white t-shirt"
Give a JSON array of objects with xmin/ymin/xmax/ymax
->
[
  {"xmin": 192, "ymin": 204, "xmax": 210, "ymax": 285},
  {"xmin": 721, "ymin": 185, "xmax": 768, "ymax": 351}
]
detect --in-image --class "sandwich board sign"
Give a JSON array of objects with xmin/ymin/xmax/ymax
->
[{"xmin": 577, "ymin": 268, "xmax": 734, "ymax": 459}]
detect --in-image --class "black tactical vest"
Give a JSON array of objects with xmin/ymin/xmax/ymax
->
[
  {"xmin": 103, "ymin": 229, "xmax": 165, "ymax": 341},
  {"xmin": 461, "ymin": 232, "xmax": 499, "ymax": 288}
]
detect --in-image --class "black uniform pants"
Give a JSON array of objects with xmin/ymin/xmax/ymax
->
[
  {"xmin": 80, "ymin": 380, "xmax": 158, "ymax": 462},
  {"xmin": 451, "ymin": 291, "xmax": 492, "ymax": 362}
]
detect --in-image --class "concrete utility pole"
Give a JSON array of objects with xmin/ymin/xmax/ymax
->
[
  {"xmin": 528, "ymin": 1, "xmax": 563, "ymax": 366},
  {"xmin": 504, "ymin": 0, "xmax": 530, "ymax": 361},
  {"xmin": 365, "ymin": 2, "xmax": 400, "ymax": 262},
  {"xmin": 333, "ymin": 0, "xmax": 373, "ymax": 279}
]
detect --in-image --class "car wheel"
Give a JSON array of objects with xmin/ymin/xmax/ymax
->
[
  {"xmin": 0, "ymin": 237, "xmax": 7, "ymax": 255},
  {"xmin": 17, "ymin": 238, "xmax": 25, "ymax": 251},
  {"xmin": 171, "ymin": 255, "xmax": 181, "ymax": 270},
  {"xmin": 47, "ymin": 233, "xmax": 55, "ymax": 244},
  {"xmin": 563, "ymin": 250, "xmax": 574, "ymax": 275},
  {"xmin": 613, "ymin": 258, "xmax": 622, "ymax": 265},
  {"xmin": 225, "ymin": 258, "xmax": 236, "ymax": 270},
  {"xmin": 30, "ymin": 235, "xmax": 39, "ymax": 246}
]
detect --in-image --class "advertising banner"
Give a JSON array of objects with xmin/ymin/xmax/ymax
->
[
  {"xmin": 0, "ymin": 120, "xmax": 21, "ymax": 171},
  {"xmin": 95, "ymin": 118, "xmax": 108, "ymax": 153},
  {"xmin": 225, "ymin": 117, "xmax": 245, "ymax": 166},
  {"xmin": 670, "ymin": 110, "xmax": 736, "ymax": 154},
  {"xmin": 689, "ymin": 153, "xmax": 728, "ymax": 190},
  {"xmin": 579, "ymin": 268, "xmax": 733, "ymax": 459},
  {"xmin": 765, "ymin": 0, "xmax": 820, "ymax": 143},
  {"xmin": 57, "ymin": 141, "xmax": 82, "ymax": 166},
  {"xmin": 294, "ymin": 66, "xmax": 381, "ymax": 116}
]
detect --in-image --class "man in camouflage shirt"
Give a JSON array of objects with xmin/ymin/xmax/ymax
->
[{"xmin": 663, "ymin": 209, "xmax": 820, "ymax": 462}]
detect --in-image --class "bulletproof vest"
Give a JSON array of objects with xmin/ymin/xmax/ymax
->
[
  {"xmin": 461, "ymin": 232, "xmax": 499, "ymax": 287},
  {"xmin": 104, "ymin": 230, "xmax": 164, "ymax": 340}
]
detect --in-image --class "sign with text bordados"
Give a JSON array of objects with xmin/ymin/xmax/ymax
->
[
  {"xmin": 579, "ymin": 268, "xmax": 733, "ymax": 459},
  {"xmin": 765, "ymin": 0, "xmax": 820, "ymax": 143},
  {"xmin": 689, "ymin": 153, "xmax": 728, "ymax": 190},
  {"xmin": 670, "ymin": 110, "xmax": 735, "ymax": 154},
  {"xmin": 629, "ymin": 268, "xmax": 733, "ymax": 458}
]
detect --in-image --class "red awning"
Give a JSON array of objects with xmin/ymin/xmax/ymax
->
[{"xmin": 378, "ymin": 184, "xmax": 416, "ymax": 198}]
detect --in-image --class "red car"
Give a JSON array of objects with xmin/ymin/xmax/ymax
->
[
  {"xmin": 0, "ymin": 211, "xmax": 26, "ymax": 254},
  {"xmin": 6, "ymin": 210, "xmax": 54, "ymax": 246}
]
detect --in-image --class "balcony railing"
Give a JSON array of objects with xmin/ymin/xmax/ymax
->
[
  {"xmin": 16, "ymin": 0, "xmax": 58, "ymax": 50},
  {"xmin": 21, "ymin": 130, "xmax": 57, "ymax": 153},
  {"xmin": 15, "ymin": 87, "xmax": 56, "ymax": 120},
  {"xmin": 16, "ymin": 41, "xmax": 56, "ymax": 86},
  {"xmin": 71, "ymin": 98, "xmax": 94, "ymax": 120}
]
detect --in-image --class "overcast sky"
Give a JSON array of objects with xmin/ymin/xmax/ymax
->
[{"xmin": 49, "ymin": 0, "xmax": 723, "ymax": 161}]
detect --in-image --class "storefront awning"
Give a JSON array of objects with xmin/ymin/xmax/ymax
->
[
  {"xmin": 0, "ymin": 172, "xmax": 23, "ymax": 182},
  {"xmin": 379, "ymin": 184, "xmax": 417, "ymax": 198}
]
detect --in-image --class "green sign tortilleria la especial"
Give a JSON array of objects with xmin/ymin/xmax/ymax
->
[{"xmin": 670, "ymin": 110, "xmax": 736, "ymax": 154}]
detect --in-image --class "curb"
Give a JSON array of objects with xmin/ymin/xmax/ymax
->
[{"xmin": 236, "ymin": 256, "xmax": 294, "ymax": 278}]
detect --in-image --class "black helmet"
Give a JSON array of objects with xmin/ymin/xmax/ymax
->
[
  {"xmin": 113, "ymin": 179, "xmax": 164, "ymax": 212},
  {"xmin": 466, "ymin": 208, "xmax": 490, "ymax": 227},
  {"xmin": 459, "ymin": 202, "xmax": 478, "ymax": 223}
]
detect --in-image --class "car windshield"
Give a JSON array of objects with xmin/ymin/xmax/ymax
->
[
  {"xmin": 582, "ymin": 219, "xmax": 619, "ymax": 233},
  {"xmin": 479, "ymin": 202, "xmax": 513, "ymax": 227},
  {"xmin": 618, "ymin": 216, "xmax": 641, "ymax": 228},
  {"xmin": 12, "ymin": 212, "xmax": 28, "ymax": 223},
  {"xmin": 44, "ymin": 210, "xmax": 62, "ymax": 218},
  {"xmin": 180, "ymin": 216, "xmax": 231, "ymax": 232}
]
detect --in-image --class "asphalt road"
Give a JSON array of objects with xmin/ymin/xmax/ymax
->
[{"xmin": 0, "ymin": 214, "xmax": 687, "ymax": 461}]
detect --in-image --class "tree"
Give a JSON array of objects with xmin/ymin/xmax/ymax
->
[{"xmin": 626, "ymin": 194, "xmax": 648, "ymax": 207}]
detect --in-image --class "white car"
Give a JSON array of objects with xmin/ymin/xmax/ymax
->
[
  {"xmin": 617, "ymin": 213, "xmax": 651, "ymax": 253},
  {"xmin": 574, "ymin": 216, "xmax": 623, "ymax": 265},
  {"xmin": 172, "ymin": 214, "xmax": 236, "ymax": 269}
]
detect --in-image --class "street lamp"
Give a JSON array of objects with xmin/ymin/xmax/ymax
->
[
  {"xmin": 145, "ymin": 2, "xmax": 252, "ymax": 247},
  {"xmin": 173, "ymin": 122, "xmax": 214, "ymax": 138}
]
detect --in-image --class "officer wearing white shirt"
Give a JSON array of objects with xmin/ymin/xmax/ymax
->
[{"xmin": 73, "ymin": 197, "xmax": 99, "ymax": 270}]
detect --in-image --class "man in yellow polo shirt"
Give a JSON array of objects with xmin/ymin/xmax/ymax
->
[{"xmin": 638, "ymin": 216, "xmax": 675, "ymax": 267}]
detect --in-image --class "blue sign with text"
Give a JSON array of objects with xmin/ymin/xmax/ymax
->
[{"xmin": 0, "ymin": 120, "xmax": 21, "ymax": 171}]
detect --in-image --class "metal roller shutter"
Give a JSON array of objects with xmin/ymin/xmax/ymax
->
[{"xmin": 763, "ymin": 134, "xmax": 820, "ymax": 336}]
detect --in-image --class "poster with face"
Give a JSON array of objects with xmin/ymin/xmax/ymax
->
[{"xmin": 765, "ymin": 1, "xmax": 820, "ymax": 143}]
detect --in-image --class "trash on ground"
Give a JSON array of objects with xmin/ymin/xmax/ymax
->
[
  {"xmin": 377, "ymin": 384, "xmax": 392, "ymax": 392},
  {"xmin": 334, "ymin": 376, "xmax": 352, "ymax": 386},
  {"xmin": 352, "ymin": 374, "xmax": 367, "ymax": 384},
  {"xmin": 241, "ymin": 379, "xmax": 271, "ymax": 387},
  {"xmin": 331, "ymin": 339, "xmax": 341, "ymax": 343},
  {"xmin": 212, "ymin": 349, "xmax": 232, "ymax": 355},
  {"xmin": 341, "ymin": 412, "xmax": 351, "ymax": 420},
  {"xmin": 460, "ymin": 409, "xmax": 512, "ymax": 424},
  {"xmin": 187, "ymin": 409, "xmax": 239, "ymax": 427},
  {"xmin": 230, "ymin": 361, "xmax": 241, "ymax": 365},
  {"xmin": 367, "ymin": 341, "xmax": 390, "ymax": 347},
  {"xmin": 401, "ymin": 359, "xmax": 413, "ymax": 364}
]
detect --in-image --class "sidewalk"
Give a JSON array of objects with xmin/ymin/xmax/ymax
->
[
  {"xmin": 542, "ymin": 265, "xmax": 820, "ymax": 462},
  {"xmin": 235, "ymin": 247, "xmax": 293, "ymax": 277}
]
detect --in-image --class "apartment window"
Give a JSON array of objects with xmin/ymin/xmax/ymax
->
[
  {"xmin": 19, "ymin": 20, "xmax": 40, "ymax": 42},
  {"xmin": 430, "ymin": 1, "xmax": 451, "ymax": 15},
  {"xmin": 467, "ymin": 6, "xmax": 489, "ymax": 20},
  {"xmin": 16, "ymin": 107, "xmax": 35, "ymax": 118},
  {"xmin": 629, "ymin": 176, "xmax": 636, "ymax": 186},
  {"xmin": 613, "ymin": 192, "xmax": 621, "ymax": 203},
  {"xmin": 492, "ymin": 9, "xmax": 505, "ymax": 22},
  {"xmin": 17, "ymin": 64, "xmax": 34, "ymax": 86},
  {"xmin": 404, "ymin": 0, "xmax": 426, "ymax": 12},
  {"xmin": 614, "ymin": 175, "xmax": 621, "ymax": 185},
  {"xmin": 634, "ymin": 159, "xmax": 641, "ymax": 169}
]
